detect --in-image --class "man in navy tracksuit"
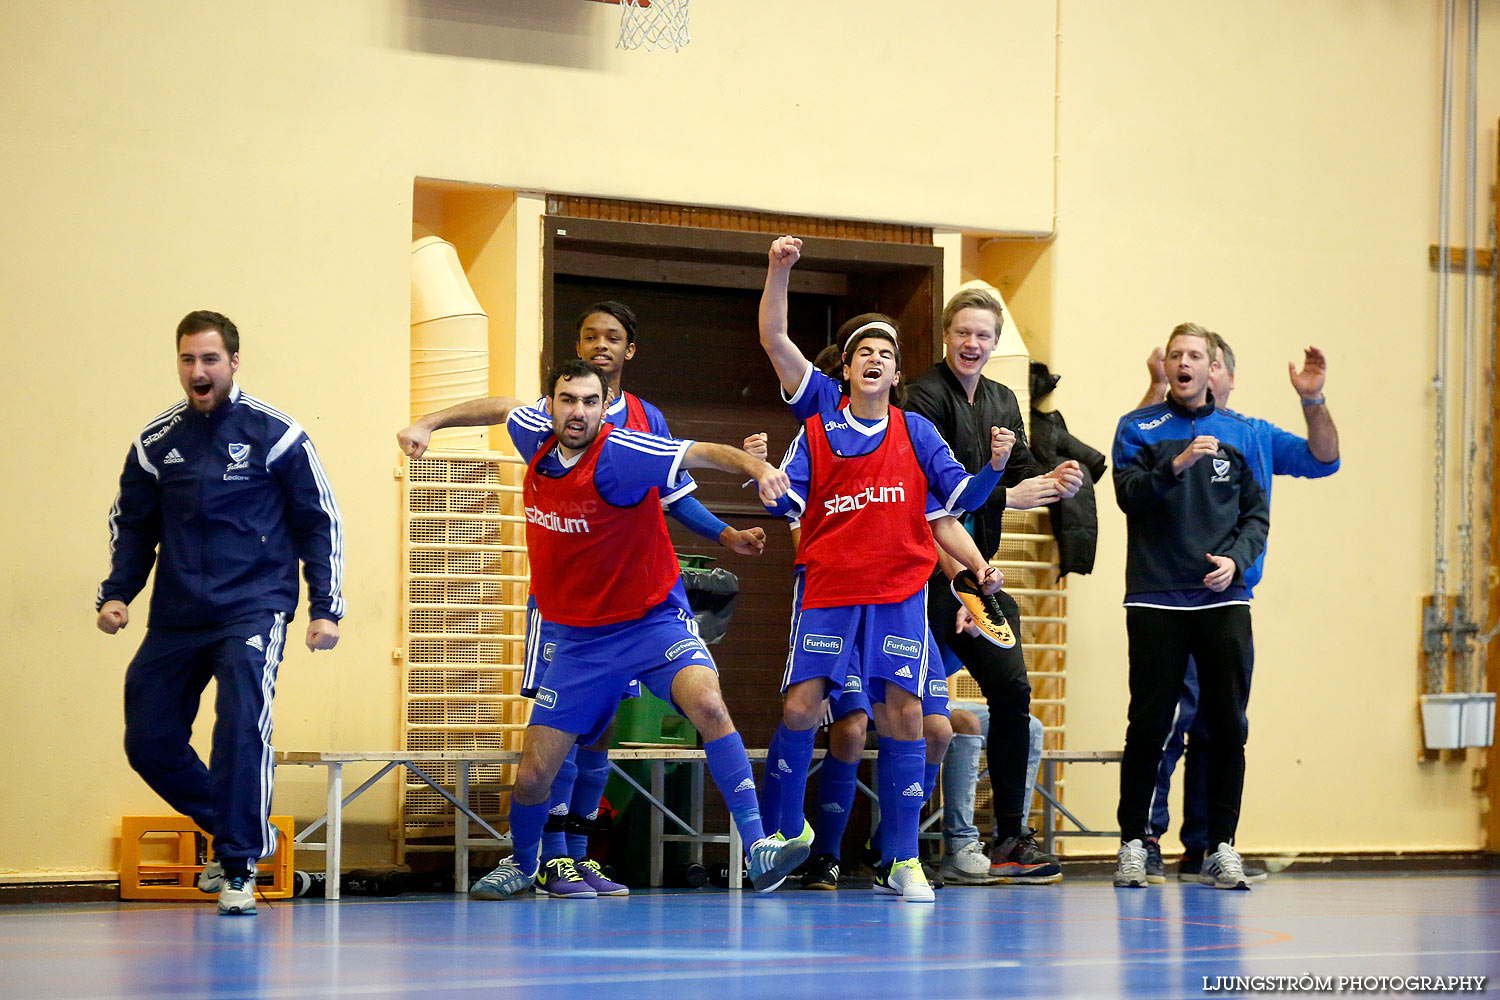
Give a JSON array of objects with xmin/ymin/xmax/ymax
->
[
  {"xmin": 96, "ymin": 310, "xmax": 345, "ymax": 916},
  {"xmin": 1109, "ymin": 323, "xmax": 1268, "ymax": 891}
]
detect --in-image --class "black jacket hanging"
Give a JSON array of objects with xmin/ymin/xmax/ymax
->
[{"xmin": 1029, "ymin": 361, "xmax": 1107, "ymax": 578}]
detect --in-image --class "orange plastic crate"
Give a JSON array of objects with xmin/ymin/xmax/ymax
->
[{"xmin": 119, "ymin": 814, "xmax": 294, "ymax": 901}]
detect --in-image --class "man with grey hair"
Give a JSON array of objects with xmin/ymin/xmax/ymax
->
[{"xmin": 1132, "ymin": 329, "xmax": 1338, "ymax": 883}]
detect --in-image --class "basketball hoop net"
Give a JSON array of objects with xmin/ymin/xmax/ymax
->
[{"xmin": 617, "ymin": 0, "xmax": 690, "ymax": 51}]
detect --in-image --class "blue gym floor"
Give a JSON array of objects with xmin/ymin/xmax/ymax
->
[{"xmin": 2, "ymin": 873, "xmax": 1496, "ymax": 999}]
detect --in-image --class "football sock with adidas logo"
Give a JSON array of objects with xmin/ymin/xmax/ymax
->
[
  {"xmin": 541, "ymin": 747, "xmax": 578, "ymax": 862},
  {"xmin": 887, "ymin": 738, "xmax": 926, "ymax": 864},
  {"xmin": 507, "ymin": 797, "xmax": 549, "ymax": 878},
  {"xmin": 874, "ymin": 736, "xmax": 898, "ymax": 862},
  {"xmin": 759, "ymin": 723, "xmax": 787, "ymax": 827},
  {"xmin": 703, "ymin": 731, "xmax": 766, "ymax": 846},
  {"xmin": 567, "ymin": 747, "xmax": 611, "ymax": 858},
  {"xmin": 774, "ymin": 725, "xmax": 817, "ymax": 839},
  {"xmin": 812, "ymin": 754, "xmax": 859, "ymax": 858}
]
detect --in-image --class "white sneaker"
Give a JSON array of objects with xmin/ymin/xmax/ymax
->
[
  {"xmin": 884, "ymin": 858, "xmax": 935, "ymax": 903},
  {"xmin": 217, "ymin": 874, "xmax": 256, "ymax": 916},
  {"xmin": 939, "ymin": 842, "xmax": 1002, "ymax": 885},
  {"xmin": 1200, "ymin": 842, "xmax": 1252, "ymax": 890},
  {"xmin": 1114, "ymin": 839, "xmax": 1148, "ymax": 888},
  {"xmin": 197, "ymin": 860, "xmax": 224, "ymax": 894}
]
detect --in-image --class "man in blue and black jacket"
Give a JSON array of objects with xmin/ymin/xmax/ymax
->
[
  {"xmin": 96, "ymin": 310, "xmax": 345, "ymax": 916},
  {"xmin": 1109, "ymin": 323, "xmax": 1268, "ymax": 892}
]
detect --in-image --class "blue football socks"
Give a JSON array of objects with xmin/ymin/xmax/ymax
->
[
  {"xmin": 812, "ymin": 754, "xmax": 859, "ymax": 858},
  {"xmin": 704, "ymin": 731, "xmax": 766, "ymax": 846},
  {"xmin": 541, "ymin": 747, "xmax": 578, "ymax": 863},
  {"xmin": 774, "ymin": 726, "xmax": 817, "ymax": 840},
  {"xmin": 568, "ymin": 747, "xmax": 611, "ymax": 858}
]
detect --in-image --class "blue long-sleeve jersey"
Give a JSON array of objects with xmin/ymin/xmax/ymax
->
[{"xmin": 98, "ymin": 383, "xmax": 345, "ymax": 628}]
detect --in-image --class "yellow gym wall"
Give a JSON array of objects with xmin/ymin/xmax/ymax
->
[{"xmin": 0, "ymin": 1, "xmax": 1492, "ymax": 881}]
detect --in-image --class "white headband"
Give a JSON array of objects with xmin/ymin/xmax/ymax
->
[{"xmin": 843, "ymin": 320, "xmax": 899, "ymax": 354}]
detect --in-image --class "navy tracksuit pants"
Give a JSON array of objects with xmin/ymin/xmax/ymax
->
[{"xmin": 122, "ymin": 611, "xmax": 287, "ymax": 867}]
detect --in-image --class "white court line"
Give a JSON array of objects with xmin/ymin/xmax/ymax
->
[
  {"xmin": 1050, "ymin": 946, "xmax": 1500, "ymax": 968},
  {"xmin": 84, "ymin": 958, "xmax": 1025, "ymax": 1000}
]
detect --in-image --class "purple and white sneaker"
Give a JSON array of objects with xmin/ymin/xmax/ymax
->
[
  {"xmin": 576, "ymin": 859, "xmax": 629, "ymax": 896},
  {"xmin": 537, "ymin": 858, "xmax": 598, "ymax": 899}
]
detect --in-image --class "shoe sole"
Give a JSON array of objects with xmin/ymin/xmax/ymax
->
[
  {"xmin": 217, "ymin": 904, "xmax": 255, "ymax": 916},
  {"xmin": 998, "ymin": 873, "xmax": 1063, "ymax": 885},
  {"xmin": 538, "ymin": 887, "xmax": 598, "ymax": 899},
  {"xmin": 942, "ymin": 871, "xmax": 1004, "ymax": 885},
  {"xmin": 992, "ymin": 865, "xmax": 1062, "ymax": 885},
  {"xmin": 802, "ymin": 881, "xmax": 838, "ymax": 891},
  {"xmin": 1146, "ymin": 874, "xmax": 1166, "ymax": 884},
  {"xmin": 751, "ymin": 841, "xmax": 811, "ymax": 892},
  {"xmin": 1113, "ymin": 877, "xmax": 1148, "ymax": 888},
  {"xmin": 1180, "ymin": 869, "xmax": 1265, "ymax": 883},
  {"xmin": 872, "ymin": 881, "xmax": 935, "ymax": 902},
  {"xmin": 950, "ymin": 577, "xmax": 1018, "ymax": 649},
  {"xmin": 469, "ymin": 884, "xmax": 535, "ymax": 900},
  {"xmin": 1201, "ymin": 875, "xmax": 1252, "ymax": 890}
]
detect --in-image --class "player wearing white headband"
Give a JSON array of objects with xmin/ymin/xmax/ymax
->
[{"xmin": 755, "ymin": 235, "xmax": 1011, "ymax": 902}]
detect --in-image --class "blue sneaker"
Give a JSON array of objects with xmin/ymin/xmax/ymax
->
[
  {"xmin": 748, "ymin": 836, "xmax": 811, "ymax": 892},
  {"xmin": 576, "ymin": 859, "xmax": 629, "ymax": 896},
  {"xmin": 537, "ymin": 858, "xmax": 597, "ymax": 899},
  {"xmin": 469, "ymin": 858, "xmax": 537, "ymax": 900}
]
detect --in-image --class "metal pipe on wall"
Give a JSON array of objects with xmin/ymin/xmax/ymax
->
[
  {"xmin": 1427, "ymin": 0, "xmax": 1457, "ymax": 696},
  {"xmin": 1455, "ymin": 0, "xmax": 1480, "ymax": 693}
]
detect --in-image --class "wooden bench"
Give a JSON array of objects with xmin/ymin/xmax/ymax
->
[
  {"xmin": 276, "ymin": 748, "xmax": 879, "ymax": 898},
  {"xmin": 275, "ymin": 746, "xmax": 1122, "ymax": 899},
  {"xmin": 1034, "ymin": 750, "xmax": 1125, "ymax": 856}
]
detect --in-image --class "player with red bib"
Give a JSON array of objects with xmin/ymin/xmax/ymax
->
[
  {"xmin": 756, "ymin": 236, "xmax": 1011, "ymax": 902},
  {"xmin": 402, "ymin": 359, "xmax": 806, "ymax": 898},
  {"xmin": 400, "ymin": 302, "xmax": 766, "ymax": 898}
]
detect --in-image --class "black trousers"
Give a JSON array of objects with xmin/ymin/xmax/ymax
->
[
  {"xmin": 1117, "ymin": 604, "xmax": 1252, "ymax": 848},
  {"xmin": 927, "ymin": 574, "xmax": 1032, "ymax": 836}
]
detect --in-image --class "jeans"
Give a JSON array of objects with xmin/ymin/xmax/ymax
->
[{"xmin": 941, "ymin": 702, "xmax": 1044, "ymax": 852}]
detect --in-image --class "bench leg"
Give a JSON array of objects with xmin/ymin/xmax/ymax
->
[
  {"xmin": 326, "ymin": 762, "xmax": 343, "ymax": 902},
  {"xmin": 729, "ymin": 820, "xmax": 742, "ymax": 891},
  {"xmin": 690, "ymin": 761, "xmax": 704, "ymax": 867},
  {"xmin": 1041, "ymin": 760, "xmax": 1055, "ymax": 858},
  {"xmin": 454, "ymin": 760, "xmax": 470, "ymax": 893},
  {"xmin": 649, "ymin": 759, "xmax": 665, "ymax": 888}
]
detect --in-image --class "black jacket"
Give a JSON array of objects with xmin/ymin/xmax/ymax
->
[
  {"xmin": 903, "ymin": 362, "xmax": 1042, "ymax": 562},
  {"xmin": 1111, "ymin": 396, "xmax": 1270, "ymax": 602},
  {"xmin": 1029, "ymin": 362, "xmax": 1107, "ymax": 577}
]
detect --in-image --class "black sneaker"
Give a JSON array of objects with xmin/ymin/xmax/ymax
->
[
  {"xmin": 950, "ymin": 570, "xmax": 1017, "ymax": 649},
  {"xmin": 990, "ymin": 829, "xmax": 1062, "ymax": 884},
  {"xmin": 1177, "ymin": 849, "xmax": 1204, "ymax": 882},
  {"xmin": 1143, "ymin": 837, "xmax": 1165, "ymax": 884},
  {"xmin": 858, "ymin": 838, "xmax": 883, "ymax": 874},
  {"xmin": 801, "ymin": 853, "xmax": 840, "ymax": 891},
  {"xmin": 921, "ymin": 860, "xmax": 946, "ymax": 890}
]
